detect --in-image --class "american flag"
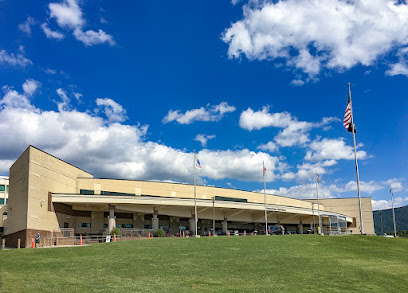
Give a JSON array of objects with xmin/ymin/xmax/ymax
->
[
  {"xmin": 195, "ymin": 157, "xmax": 201, "ymax": 170},
  {"xmin": 343, "ymin": 95, "xmax": 355, "ymax": 133}
]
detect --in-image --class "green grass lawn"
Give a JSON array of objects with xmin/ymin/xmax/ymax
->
[{"xmin": 1, "ymin": 235, "xmax": 408, "ymax": 292}]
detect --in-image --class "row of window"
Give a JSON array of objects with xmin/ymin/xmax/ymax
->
[
  {"xmin": 80, "ymin": 189, "xmax": 135, "ymax": 196},
  {"xmin": 0, "ymin": 185, "xmax": 9, "ymax": 192},
  {"xmin": 0, "ymin": 199, "xmax": 8, "ymax": 205}
]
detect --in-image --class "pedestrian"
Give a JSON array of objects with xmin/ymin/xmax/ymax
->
[{"xmin": 35, "ymin": 231, "xmax": 41, "ymax": 248}]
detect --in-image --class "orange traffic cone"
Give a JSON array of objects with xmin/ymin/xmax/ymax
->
[
  {"xmin": 32, "ymin": 238, "xmax": 35, "ymax": 248},
  {"xmin": 80, "ymin": 234, "xmax": 83, "ymax": 246}
]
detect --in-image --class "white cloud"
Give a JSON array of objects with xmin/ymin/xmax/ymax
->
[
  {"xmin": 0, "ymin": 50, "xmax": 32, "ymax": 67},
  {"xmin": 41, "ymin": 23, "xmax": 64, "ymax": 39},
  {"xmin": 22, "ymin": 79, "xmax": 41, "ymax": 96},
  {"xmin": 73, "ymin": 28, "xmax": 115, "ymax": 46},
  {"xmin": 386, "ymin": 47, "xmax": 408, "ymax": 76},
  {"xmin": 257, "ymin": 141, "xmax": 278, "ymax": 152},
  {"xmin": 240, "ymin": 106, "xmax": 338, "ymax": 147},
  {"xmin": 0, "ymin": 87, "xmax": 33, "ymax": 109},
  {"xmin": 305, "ymin": 138, "xmax": 368, "ymax": 161},
  {"xmin": 96, "ymin": 98, "xmax": 127, "ymax": 123},
  {"xmin": 344, "ymin": 180, "xmax": 384, "ymax": 194},
  {"xmin": 291, "ymin": 79, "xmax": 305, "ymax": 86},
  {"xmin": 56, "ymin": 88, "xmax": 71, "ymax": 111},
  {"xmin": 281, "ymin": 160, "xmax": 337, "ymax": 181},
  {"xmin": 198, "ymin": 149, "xmax": 278, "ymax": 182},
  {"xmin": 372, "ymin": 197, "xmax": 408, "ymax": 211},
  {"xmin": 239, "ymin": 106, "xmax": 292, "ymax": 131},
  {"xmin": 194, "ymin": 134, "xmax": 216, "ymax": 147},
  {"xmin": 47, "ymin": 0, "xmax": 114, "ymax": 46},
  {"xmin": 222, "ymin": 0, "xmax": 408, "ymax": 78},
  {"xmin": 49, "ymin": 0, "xmax": 84, "ymax": 29},
  {"xmin": 384, "ymin": 178, "xmax": 404, "ymax": 192},
  {"xmin": 73, "ymin": 92, "xmax": 82, "ymax": 101},
  {"xmin": 18, "ymin": 16, "xmax": 36, "ymax": 36},
  {"xmin": 163, "ymin": 102, "xmax": 236, "ymax": 124},
  {"xmin": 263, "ymin": 178, "xmax": 402, "ymax": 201},
  {"xmin": 263, "ymin": 183, "xmax": 336, "ymax": 200},
  {"xmin": 0, "ymin": 82, "xmax": 280, "ymax": 183}
]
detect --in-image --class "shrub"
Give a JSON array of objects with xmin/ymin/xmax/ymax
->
[
  {"xmin": 110, "ymin": 227, "xmax": 121, "ymax": 236},
  {"xmin": 155, "ymin": 228, "xmax": 166, "ymax": 237}
]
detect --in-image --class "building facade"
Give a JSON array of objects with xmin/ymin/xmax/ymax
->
[
  {"xmin": 3, "ymin": 146, "xmax": 375, "ymax": 247},
  {"xmin": 0, "ymin": 176, "xmax": 9, "ymax": 235}
]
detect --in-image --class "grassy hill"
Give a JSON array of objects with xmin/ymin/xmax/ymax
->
[
  {"xmin": 373, "ymin": 204, "xmax": 408, "ymax": 235},
  {"xmin": 1, "ymin": 235, "xmax": 408, "ymax": 292}
]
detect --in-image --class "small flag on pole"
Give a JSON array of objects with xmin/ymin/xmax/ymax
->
[
  {"xmin": 263, "ymin": 165, "xmax": 266, "ymax": 176},
  {"xmin": 316, "ymin": 174, "xmax": 319, "ymax": 183},
  {"xmin": 343, "ymin": 95, "xmax": 356, "ymax": 133},
  {"xmin": 195, "ymin": 157, "xmax": 201, "ymax": 170}
]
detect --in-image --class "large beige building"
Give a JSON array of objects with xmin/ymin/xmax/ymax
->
[{"xmin": 3, "ymin": 146, "xmax": 374, "ymax": 247}]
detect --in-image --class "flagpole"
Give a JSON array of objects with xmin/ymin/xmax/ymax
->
[
  {"xmin": 348, "ymin": 83, "xmax": 364, "ymax": 235},
  {"xmin": 390, "ymin": 188, "xmax": 397, "ymax": 237},
  {"xmin": 315, "ymin": 173, "xmax": 322, "ymax": 235},
  {"xmin": 193, "ymin": 150, "xmax": 198, "ymax": 237},
  {"xmin": 263, "ymin": 161, "xmax": 268, "ymax": 235}
]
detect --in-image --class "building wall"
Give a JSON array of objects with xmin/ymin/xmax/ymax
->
[
  {"xmin": 309, "ymin": 198, "xmax": 375, "ymax": 235},
  {"xmin": 76, "ymin": 178, "xmax": 318, "ymax": 211},
  {"xmin": 5, "ymin": 146, "xmax": 93, "ymax": 247},
  {"xmin": 0, "ymin": 176, "xmax": 9, "ymax": 231}
]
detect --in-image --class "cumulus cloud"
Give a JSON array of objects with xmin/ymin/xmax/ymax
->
[
  {"xmin": 49, "ymin": 0, "xmax": 84, "ymax": 29},
  {"xmin": 372, "ymin": 197, "xmax": 408, "ymax": 211},
  {"xmin": 18, "ymin": 16, "xmax": 36, "ymax": 36},
  {"xmin": 264, "ymin": 178, "xmax": 401, "ymax": 200},
  {"xmin": 257, "ymin": 141, "xmax": 278, "ymax": 152},
  {"xmin": 194, "ymin": 134, "xmax": 216, "ymax": 147},
  {"xmin": 73, "ymin": 28, "xmax": 115, "ymax": 46},
  {"xmin": 47, "ymin": 0, "xmax": 114, "ymax": 46},
  {"xmin": 386, "ymin": 47, "xmax": 408, "ymax": 77},
  {"xmin": 96, "ymin": 98, "xmax": 127, "ymax": 123},
  {"xmin": 0, "ymin": 82, "xmax": 280, "ymax": 183},
  {"xmin": 0, "ymin": 86, "xmax": 33, "ymax": 109},
  {"xmin": 239, "ymin": 106, "xmax": 338, "ymax": 147},
  {"xmin": 281, "ymin": 160, "xmax": 337, "ymax": 181},
  {"xmin": 22, "ymin": 79, "xmax": 41, "ymax": 96},
  {"xmin": 222, "ymin": 0, "xmax": 408, "ymax": 79},
  {"xmin": 305, "ymin": 138, "xmax": 368, "ymax": 161},
  {"xmin": 384, "ymin": 178, "xmax": 404, "ymax": 192},
  {"xmin": 263, "ymin": 183, "xmax": 336, "ymax": 200},
  {"xmin": 41, "ymin": 23, "xmax": 64, "ymax": 39},
  {"xmin": 0, "ymin": 50, "xmax": 32, "ymax": 67},
  {"xmin": 163, "ymin": 102, "xmax": 236, "ymax": 124}
]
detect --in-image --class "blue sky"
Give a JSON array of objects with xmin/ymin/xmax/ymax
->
[{"xmin": 0, "ymin": 0, "xmax": 407, "ymax": 210}]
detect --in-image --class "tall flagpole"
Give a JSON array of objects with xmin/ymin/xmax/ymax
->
[
  {"xmin": 348, "ymin": 83, "xmax": 364, "ymax": 235},
  {"xmin": 315, "ymin": 173, "xmax": 322, "ymax": 235},
  {"xmin": 193, "ymin": 150, "xmax": 198, "ymax": 237},
  {"xmin": 263, "ymin": 161, "xmax": 268, "ymax": 235},
  {"xmin": 390, "ymin": 188, "xmax": 397, "ymax": 237}
]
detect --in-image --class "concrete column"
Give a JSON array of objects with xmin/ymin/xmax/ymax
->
[
  {"xmin": 108, "ymin": 205, "xmax": 116, "ymax": 233},
  {"xmin": 152, "ymin": 210, "xmax": 159, "ymax": 231},
  {"xmin": 189, "ymin": 218, "xmax": 195, "ymax": 234},
  {"xmin": 222, "ymin": 219, "xmax": 228, "ymax": 233}
]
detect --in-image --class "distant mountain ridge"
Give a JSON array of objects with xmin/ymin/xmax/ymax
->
[{"xmin": 373, "ymin": 204, "xmax": 408, "ymax": 235}]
